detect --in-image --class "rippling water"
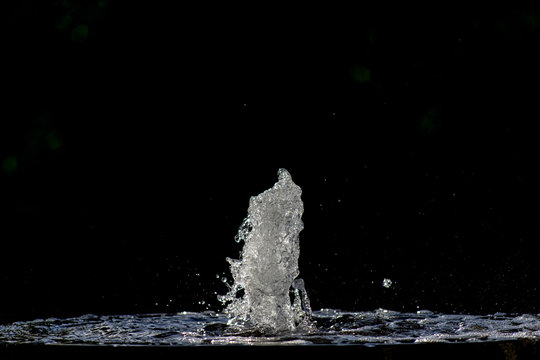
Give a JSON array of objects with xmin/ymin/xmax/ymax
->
[{"xmin": 1, "ymin": 309, "xmax": 539, "ymax": 346}]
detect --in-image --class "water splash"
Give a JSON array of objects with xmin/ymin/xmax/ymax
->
[
  {"xmin": 218, "ymin": 168, "xmax": 311, "ymax": 333},
  {"xmin": 1, "ymin": 168, "xmax": 539, "ymax": 347}
]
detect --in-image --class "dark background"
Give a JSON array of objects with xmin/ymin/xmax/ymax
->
[{"xmin": 1, "ymin": 1, "xmax": 540, "ymax": 323}]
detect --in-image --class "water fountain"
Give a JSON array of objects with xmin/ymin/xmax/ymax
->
[
  {"xmin": 218, "ymin": 168, "xmax": 312, "ymax": 333},
  {"xmin": 0, "ymin": 169, "xmax": 539, "ymax": 358}
]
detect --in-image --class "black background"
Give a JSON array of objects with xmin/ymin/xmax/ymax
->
[{"xmin": 1, "ymin": 1, "xmax": 540, "ymax": 324}]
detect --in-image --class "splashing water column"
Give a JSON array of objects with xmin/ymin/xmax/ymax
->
[{"xmin": 219, "ymin": 169, "xmax": 311, "ymax": 332}]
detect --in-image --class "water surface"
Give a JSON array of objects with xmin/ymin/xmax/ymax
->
[{"xmin": 1, "ymin": 309, "xmax": 539, "ymax": 346}]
